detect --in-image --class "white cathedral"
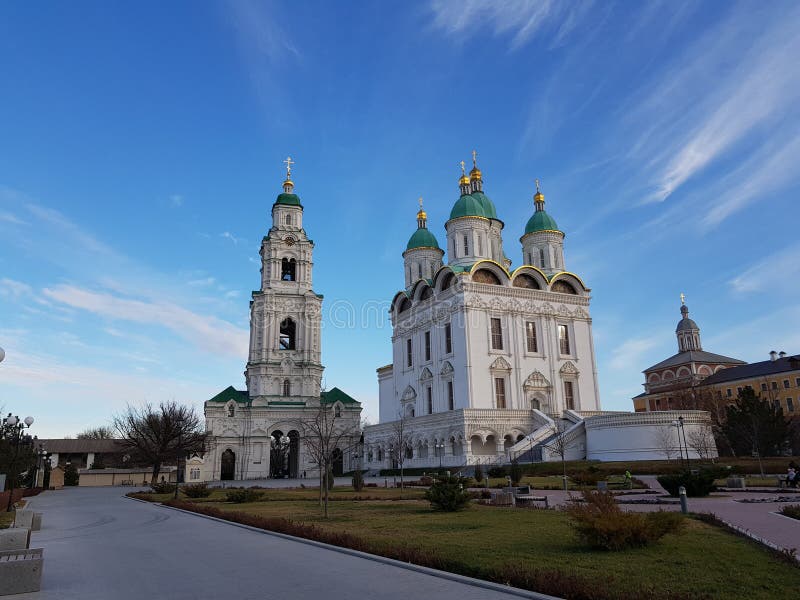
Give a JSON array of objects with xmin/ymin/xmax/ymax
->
[
  {"xmin": 188, "ymin": 161, "xmax": 361, "ymax": 483},
  {"xmin": 362, "ymin": 155, "xmax": 716, "ymax": 470}
]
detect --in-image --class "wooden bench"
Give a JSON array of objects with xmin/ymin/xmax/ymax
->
[{"xmin": 0, "ymin": 549, "xmax": 43, "ymax": 595}]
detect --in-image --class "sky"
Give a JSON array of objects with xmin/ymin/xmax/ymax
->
[{"xmin": 2, "ymin": 1, "xmax": 800, "ymax": 438}]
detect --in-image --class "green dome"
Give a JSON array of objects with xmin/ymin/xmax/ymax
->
[
  {"xmin": 275, "ymin": 193, "xmax": 302, "ymax": 206},
  {"xmin": 470, "ymin": 191, "xmax": 498, "ymax": 220},
  {"xmin": 449, "ymin": 193, "xmax": 489, "ymax": 220},
  {"xmin": 406, "ymin": 227, "xmax": 440, "ymax": 250},
  {"xmin": 524, "ymin": 210, "xmax": 560, "ymax": 234}
]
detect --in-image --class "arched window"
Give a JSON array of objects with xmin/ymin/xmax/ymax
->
[
  {"xmin": 280, "ymin": 318, "xmax": 296, "ymax": 350},
  {"xmin": 539, "ymin": 248, "xmax": 546, "ymax": 268},
  {"xmin": 228, "ymin": 404, "xmax": 235, "ymax": 417},
  {"xmin": 281, "ymin": 258, "xmax": 296, "ymax": 281},
  {"xmin": 552, "ymin": 280, "xmax": 577, "ymax": 295},
  {"xmin": 285, "ymin": 213, "xmax": 292, "ymax": 226},
  {"xmin": 282, "ymin": 379, "xmax": 291, "ymax": 397},
  {"xmin": 334, "ymin": 404, "xmax": 342, "ymax": 418},
  {"xmin": 472, "ymin": 269, "xmax": 501, "ymax": 285},
  {"xmin": 416, "ymin": 263, "xmax": 421, "ymax": 280}
]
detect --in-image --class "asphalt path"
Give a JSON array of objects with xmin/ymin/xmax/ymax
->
[{"xmin": 18, "ymin": 487, "xmax": 542, "ymax": 600}]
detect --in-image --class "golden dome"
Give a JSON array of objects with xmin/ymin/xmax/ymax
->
[
  {"xmin": 469, "ymin": 167, "xmax": 482, "ymax": 181},
  {"xmin": 283, "ymin": 177, "xmax": 294, "ymax": 189},
  {"xmin": 533, "ymin": 178, "xmax": 544, "ymax": 202},
  {"xmin": 417, "ymin": 208, "xmax": 427, "ymax": 220},
  {"xmin": 459, "ymin": 173, "xmax": 470, "ymax": 186}
]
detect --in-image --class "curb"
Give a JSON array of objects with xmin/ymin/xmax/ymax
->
[
  {"xmin": 124, "ymin": 496, "xmax": 560, "ymax": 600},
  {"xmin": 710, "ymin": 513, "xmax": 799, "ymax": 560}
]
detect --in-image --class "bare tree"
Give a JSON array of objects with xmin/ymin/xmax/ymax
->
[
  {"xmin": 293, "ymin": 399, "xmax": 359, "ymax": 518},
  {"xmin": 390, "ymin": 410, "xmax": 413, "ymax": 497},
  {"xmin": 77, "ymin": 425, "xmax": 115, "ymax": 439},
  {"xmin": 686, "ymin": 427, "xmax": 716, "ymax": 461},
  {"xmin": 113, "ymin": 401, "xmax": 205, "ymax": 484},
  {"xmin": 541, "ymin": 419, "xmax": 570, "ymax": 491},
  {"xmin": 654, "ymin": 425, "xmax": 680, "ymax": 462}
]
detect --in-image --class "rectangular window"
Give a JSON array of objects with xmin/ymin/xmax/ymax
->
[
  {"xmin": 788, "ymin": 398, "xmax": 795, "ymax": 412},
  {"xmin": 772, "ymin": 381, "xmax": 778, "ymax": 390},
  {"xmin": 774, "ymin": 399, "xmax": 781, "ymax": 409},
  {"xmin": 564, "ymin": 381, "xmax": 575, "ymax": 410},
  {"xmin": 463, "ymin": 234, "xmax": 469, "ymax": 255},
  {"xmin": 444, "ymin": 323, "xmax": 452, "ymax": 354},
  {"xmin": 558, "ymin": 324, "xmax": 570, "ymax": 355},
  {"xmin": 424, "ymin": 331, "xmax": 431, "ymax": 361},
  {"xmin": 784, "ymin": 379, "xmax": 791, "ymax": 389},
  {"xmin": 478, "ymin": 235, "xmax": 482, "ymax": 255},
  {"xmin": 447, "ymin": 381, "xmax": 454, "ymax": 410},
  {"xmin": 525, "ymin": 321, "xmax": 538, "ymax": 353},
  {"xmin": 426, "ymin": 386, "xmax": 432, "ymax": 414},
  {"xmin": 494, "ymin": 378, "xmax": 506, "ymax": 409},
  {"xmin": 726, "ymin": 388, "xmax": 732, "ymax": 398},
  {"xmin": 490, "ymin": 317, "xmax": 503, "ymax": 350},
  {"xmin": 406, "ymin": 338, "xmax": 412, "ymax": 367},
  {"xmin": 655, "ymin": 398, "xmax": 661, "ymax": 409},
  {"xmin": 761, "ymin": 383, "xmax": 768, "ymax": 391}
]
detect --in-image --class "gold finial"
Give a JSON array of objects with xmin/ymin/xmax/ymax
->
[
  {"xmin": 416, "ymin": 196, "xmax": 427, "ymax": 227},
  {"xmin": 534, "ymin": 178, "xmax": 544, "ymax": 204},
  {"xmin": 471, "ymin": 149, "xmax": 477, "ymax": 168},
  {"xmin": 460, "ymin": 160, "xmax": 466, "ymax": 175},
  {"xmin": 535, "ymin": 179, "xmax": 541, "ymax": 193},
  {"xmin": 680, "ymin": 292, "xmax": 686, "ymax": 306},
  {"xmin": 283, "ymin": 156, "xmax": 294, "ymax": 178},
  {"xmin": 458, "ymin": 160, "xmax": 470, "ymax": 187},
  {"xmin": 418, "ymin": 196, "xmax": 423, "ymax": 209},
  {"xmin": 469, "ymin": 149, "xmax": 482, "ymax": 181}
]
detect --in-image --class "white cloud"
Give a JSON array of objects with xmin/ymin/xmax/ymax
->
[
  {"xmin": 0, "ymin": 211, "xmax": 26, "ymax": 225},
  {"xmin": 0, "ymin": 278, "xmax": 33, "ymax": 298},
  {"xmin": 188, "ymin": 276, "xmax": 216, "ymax": 287},
  {"xmin": 220, "ymin": 231, "xmax": 240, "ymax": 245},
  {"xmin": 609, "ymin": 336, "xmax": 658, "ymax": 370},
  {"xmin": 42, "ymin": 284, "xmax": 248, "ymax": 359},
  {"xmin": 729, "ymin": 242, "xmax": 800, "ymax": 295},
  {"xmin": 430, "ymin": 0, "xmax": 592, "ymax": 49},
  {"xmin": 170, "ymin": 194, "xmax": 183, "ymax": 207}
]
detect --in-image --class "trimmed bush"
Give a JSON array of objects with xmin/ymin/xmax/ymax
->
[
  {"xmin": 150, "ymin": 481, "xmax": 176, "ymax": 494},
  {"xmin": 657, "ymin": 469, "xmax": 718, "ymax": 497},
  {"xmin": 182, "ymin": 483, "xmax": 211, "ymax": 498},
  {"xmin": 568, "ymin": 491, "xmax": 684, "ymax": 551},
  {"xmin": 64, "ymin": 463, "xmax": 80, "ymax": 486},
  {"xmin": 473, "ymin": 464, "xmax": 484, "ymax": 483},
  {"xmin": 779, "ymin": 504, "xmax": 800, "ymax": 521},
  {"xmin": 509, "ymin": 460, "xmax": 523, "ymax": 485},
  {"xmin": 226, "ymin": 488, "xmax": 264, "ymax": 503},
  {"xmin": 424, "ymin": 476, "xmax": 472, "ymax": 512}
]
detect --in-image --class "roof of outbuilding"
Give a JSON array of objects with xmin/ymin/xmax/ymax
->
[
  {"xmin": 321, "ymin": 387, "xmax": 360, "ymax": 405},
  {"xmin": 699, "ymin": 355, "xmax": 800, "ymax": 386},
  {"xmin": 207, "ymin": 386, "xmax": 250, "ymax": 403},
  {"xmin": 644, "ymin": 350, "xmax": 746, "ymax": 372}
]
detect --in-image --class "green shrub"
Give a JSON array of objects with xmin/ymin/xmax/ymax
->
[
  {"xmin": 64, "ymin": 463, "xmax": 80, "ymax": 486},
  {"xmin": 657, "ymin": 469, "xmax": 718, "ymax": 497},
  {"xmin": 509, "ymin": 460, "xmax": 523, "ymax": 485},
  {"xmin": 487, "ymin": 466, "xmax": 506, "ymax": 479},
  {"xmin": 424, "ymin": 476, "xmax": 472, "ymax": 512},
  {"xmin": 473, "ymin": 464, "xmax": 484, "ymax": 483},
  {"xmin": 182, "ymin": 483, "xmax": 211, "ymax": 498},
  {"xmin": 150, "ymin": 481, "xmax": 175, "ymax": 494},
  {"xmin": 226, "ymin": 488, "xmax": 264, "ymax": 503},
  {"xmin": 779, "ymin": 504, "xmax": 800, "ymax": 520},
  {"xmin": 568, "ymin": 491, "xmax": 684, "ymax": 551}
]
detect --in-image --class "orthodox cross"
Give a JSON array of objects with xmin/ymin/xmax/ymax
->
[
  {"xmin": 680, "ymin": 292, "xmax": 686, "ymax": 305},
  {"xmin": 283, "ymin": 156, "xmax": 294, "ymax": 178},
  {"xmin": 471, "ymin": 149, "xmax": 477, "ymax": 167},
  {"xmin": 418, "ymin": 196, "xmax": 424, "ymax": 209},
  {"xmin": 535, "ymin": 179, "xmax": 541, "ymax": 193},
  {"xmin": 459, "ymin": 160, "xmax": 466, "ymax": 175}
]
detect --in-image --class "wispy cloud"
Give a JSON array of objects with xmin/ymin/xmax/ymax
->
[
  {"xmin": 729, "ymin": 242, "xmax": 800, "ymax": 295},
  {"xmin": 0, "ymin": 278, "xmax": 33, "ymax": 298},
  {"xmin": 627, "ymin": 6, "xmax": 800, "ymax": 204},
  {"xmin": 220, "ymin": 231, "xmax": 240, "ymax": 245},
  {"xmin": 170, "ymin": 194, "xmax": 184, "ymax": 207},
  {"xmin": 0, "ymin": 211, "xmax": 26, "ymax": 225},
  {"xmin": 188, "ymin": 276, "xmax": 216, "ymax": 287},
  {"xmin": 609, "ymin": 336, "xmax": 658, "ymax": 370},
  {"xmin": 430, "ymin": 0, "xmax": 593, "ymax": 49},
  {"xmin": 42, "ymin": 284, "xmax": 248, "ymax": 358}
]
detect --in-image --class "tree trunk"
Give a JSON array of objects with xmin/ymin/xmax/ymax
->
[{"xmin": 150, "ymin": 461, "xmax": 161, "ymax": 485}]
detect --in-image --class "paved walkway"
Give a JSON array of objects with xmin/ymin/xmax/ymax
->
[{"xmin": 19, "ymin": 487, "xmax": 538, "ymax": 600}]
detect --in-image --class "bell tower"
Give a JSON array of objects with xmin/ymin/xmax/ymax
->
[{"xmin": 245, "ymin": 158, "xmax": 324, "ymax": 401}]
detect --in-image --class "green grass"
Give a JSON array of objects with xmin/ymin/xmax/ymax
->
[
  {"xmin": 0, "ymin": 511, "xmax": 14, "ymax": 529},
  {"xmin": 187, "ymin": 496, "xmax": 800, "ymax": 599},
  {"xmin": 714, "ymin": 476, "xmax": 781, "ymax": 487}
]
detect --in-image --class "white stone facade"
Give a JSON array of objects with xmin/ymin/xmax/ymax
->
[{"xmin": 197, "ymin": 173, "xmax": 361, "ymax": 483}]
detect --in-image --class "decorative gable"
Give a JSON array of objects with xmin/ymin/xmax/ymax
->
[
  {"xmin": 401, "ymin": 385, "xmax": 417, "ymax": 401},
  {"xmin": 419, "ymin": 367, "xmax": 433, "ymax": 381},
  {"xmin": 489, "ymin": 357, "xmax": 512, "ymax": 371},
  {"xmin": 523, "ymin": 370, "xmax": 551, "ymax": 389},
  {"xmin": 440, "ymin": 361, "xmax": 454, "ymax": 375},
  {"xmin": 560, "ymin": 361, "xmax": 579, "ymax": 375}
]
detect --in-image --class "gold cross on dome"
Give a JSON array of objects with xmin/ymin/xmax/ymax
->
[
  {"xmin": 471, "ymin": 149, "xmax": 478, "ymax": 167},
  {"xmin": 535, "ymin": 179, "xmax": 541, "ymax": 193},
  {"xmin": 680, "ymin": 292, "xmax": 686, "ymax": 305},
  {"xmin": 418, "ymin": 196, "xmax": 424, "ymax": 209},
  {"xmin": 283, "ymin": 156, "xmax": 294, "ymax": 177},
  {"xmin": 459, "ymin": 160, "xmax": 466, "ymax": 175}
]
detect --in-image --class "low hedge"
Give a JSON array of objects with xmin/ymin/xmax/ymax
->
[{"xmin": 657, "ymin": 469, "xmax": 720, "ymax": 497}]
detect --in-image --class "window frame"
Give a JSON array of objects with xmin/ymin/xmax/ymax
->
[
  {"xmin": 447, "ymin": 380, "xmax": 454, "ymax": 410},
  {"xmin": 424, "ymin": 330, "xmax": 431, "ymax": 362},
  {"xmin": 444, "ymin": 323, "xmax": 452, "ymax": 355},
  {"xmin": 557, "ymin": 323, "xmax": 571, "ymax": 355},
  {"xmin": 525, "ymin": 320, "xmax": 538, "ymax": 353},
  {"xmin": 490, "ymin": 317, "xmax": 504, "ymax": 351},
  {"xmin": 494, "ymin": 377, "xmax": 507, "ymax": 409},
  {"xmin": 406, "ymin": 338, "xmax": 413, "ymax": 368}
]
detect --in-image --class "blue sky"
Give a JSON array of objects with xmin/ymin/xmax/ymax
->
[{"xmin": 2, "ymin": 1, "xmax": 800, "ymax": 438}]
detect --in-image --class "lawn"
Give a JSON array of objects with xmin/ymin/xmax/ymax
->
[
  {"xmin": 0, "ymin": 511, "xmax": 14, "ymax": 529},
  {"xmin": 139, "ymin": 487, "xmax": 800, "ymax": 599}
]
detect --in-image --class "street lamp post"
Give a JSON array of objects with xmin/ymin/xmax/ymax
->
[
  {"xmin": 3, "ymin": 413, "xmax": 35, "ymax": 511},
  {"xmin": 434, "ymin": 442, "xmax": 444, "ymax": 470},
  {"xmin": 672, "ymin": 417, "xmax": 689, "ymax": 470}
]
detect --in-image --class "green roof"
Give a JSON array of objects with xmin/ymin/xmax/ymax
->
[
  {"xmin": 449, "ymin": 193, "xmax": 488, "ymax": 220},
  {"xmin": 321, "ymin": 387, "xmax": 360, "ymax": 405},
  {"xmin": 275, "ymin": 193, "xmax": 302, "ymax": 207},
  {"xmin": 207, "ymin": 386, "xmax": 249, "ymax": 403},
  {"xmin": 406, "ymin": 227, "xmax": 440, "ymax": 250},
  {"xmin": 524, "ymin": 210, "xmax": 561, "ymax": 234},
  {"xmin": 470, "ymin": 191, "xmax": 498, "ymax": 220}
]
